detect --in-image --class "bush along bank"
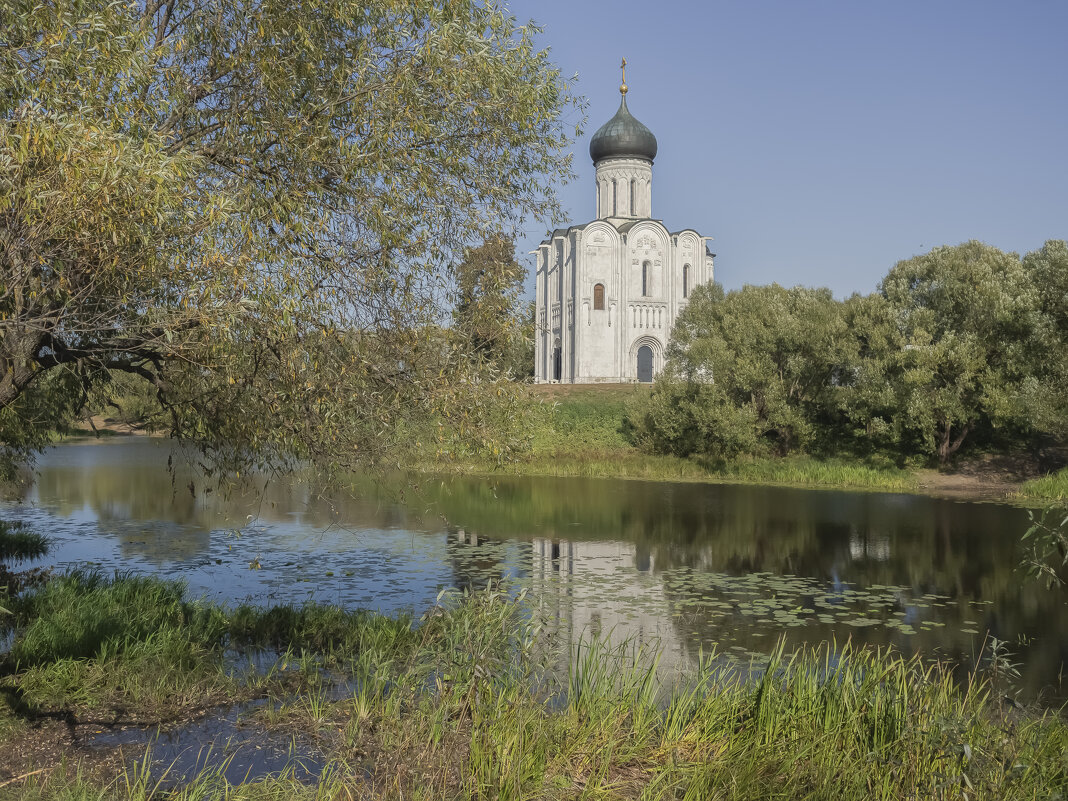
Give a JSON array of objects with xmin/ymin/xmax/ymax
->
[
  {"xmin": 417, "ymin": 385, "xmax": 925, "ymax": 495},
  {"xmin": 432, "ymin": 384, "xmax": 1068, "ymax": 501},
  {"xmin": 1, "ymin": 567, "xmax": 1066, "ymax": 799},
  {"xmin": 626, "ymin": 243, "xmax": 1068, "ymax": 488}
]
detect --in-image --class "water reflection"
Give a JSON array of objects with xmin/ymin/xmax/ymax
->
[{"xmin": 7, "ymin": 438, "xmax": 1067, "ymax": 702}]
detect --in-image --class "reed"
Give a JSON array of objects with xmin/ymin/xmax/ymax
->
[
  {"xmin": 3, "ymin": 580, "xmax": 1066, "ymax": 800},
  {"xmin": 0, "ymin": 520, "xmax": 49, "ymax": 563},
  {"xmin": 1019, "ymin": 467, "xmax": 1068, "ymax": 501}
]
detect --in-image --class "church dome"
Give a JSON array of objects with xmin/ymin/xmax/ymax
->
[{"xmin": 589, "ymin": 96, "xmax": 658, "ymax": 164}]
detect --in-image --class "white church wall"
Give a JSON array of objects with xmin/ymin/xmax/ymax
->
[
  {"xmin": 578, "ymin": 223, "xmax": 621, "ymax": 381},
  {"xmin": 628, "ymin": 223, "xmax": 668, "ymax": 303},
  {"xmin": 676, "ymin": 232, "xmax": 698, "ymax": 304}
]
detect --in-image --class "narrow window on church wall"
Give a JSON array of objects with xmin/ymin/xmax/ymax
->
[
  {"xmin": 593, "ymin": 283, "xmax": 605, "ymax": 311},
  {"xmin": 642, "ymin": 261, "xmax": 650, "ymax": 296},
  {"xmin": 630, "ymin": 179, "xmax": 636, "ymax": 216},
  {"xmin": 612, "ymin": 181, "xmax": 617, "ymax": 216},
  {"xmin": 683, "ymin": 264, "xmax": 690, "ymax": 298}
]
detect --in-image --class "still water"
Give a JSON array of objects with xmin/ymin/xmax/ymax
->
[{"xmin": 6, "ymin": 438, "xmax": 1067, "ymax": 702}]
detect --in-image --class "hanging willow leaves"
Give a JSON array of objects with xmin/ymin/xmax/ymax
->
[{"xmin": 0, "ymin": 0, "xmax": 579, "ymax": 474}]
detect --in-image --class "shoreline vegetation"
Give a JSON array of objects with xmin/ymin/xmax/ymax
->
[
  {"xmin": 2, "ymin": 564, "xmax": 1066, "ymax": 799},
  {"xmin": 68, "ymin": 382, "xmax": 1068, "ymax": 503},
  {"xmin": 425, "ymin": 385, "xmax": 1068, "ymax": 505}
]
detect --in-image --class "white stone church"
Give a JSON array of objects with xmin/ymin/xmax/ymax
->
[{"xmin": 534, "ymin": 74, "xmax": 715, "ymax": 383}]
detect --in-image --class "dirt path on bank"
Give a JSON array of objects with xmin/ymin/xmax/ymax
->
[
  {"xmin": 914, "ymin": 470, "xmax": 1024, "ymax": 502},
  {"xmin": 916, "ymin": 451, "xmax": 1065, "ymax": 502},
  {"xmin": 71, "ymin": 415, "xmax": 158, "ymax": 436}
]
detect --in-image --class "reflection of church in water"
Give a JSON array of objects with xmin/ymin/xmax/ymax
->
[
  {"xmin": 535, "ymin": 61, "xmax": 716, "ymax": 383},
  {"xmin": 446, "ymin": 528, "xmax": 683, "ymax": 666},
  {"xmin": 529, "ymin": 538, "xmax": 683, "ymax": 667}
]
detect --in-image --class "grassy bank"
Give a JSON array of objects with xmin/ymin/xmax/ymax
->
[
  {"xmin": 2, "ymin": 571, "xmax": 1066, "ymax": 799},
  {"xmin": 1019, "ymin": 467, "xmax": 1068, "ymax": 501},
  {"xmin": 425, "ymin": 384, "xmax": 1068, "ymax": 501},
  {"xmin": 425, "ymin": 385, "xmax": 920, "ymax": 493}
]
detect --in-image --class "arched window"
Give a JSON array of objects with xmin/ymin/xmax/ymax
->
[
  {"xmin": 630, "ymin": 179, "xmax": 636, "ymax": 216},
  {"xmin": 612, "ymin": 181, "xmax": 617, "ymax": 216},
  {"xmin": 683, "ymin": 264, "xmax": 690, "ymax": 298},
  {"xmin": 593, "ymin": 283, "xmax": 605, "ymax": 311},
  {"xmin": 642, "ymin": 260, "xmax": 650, "ymax": 296}
]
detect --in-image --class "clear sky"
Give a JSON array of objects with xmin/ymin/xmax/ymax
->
[{"xmin": 507, "ymin": 0, "xmax": 1068, "ymax": 298}]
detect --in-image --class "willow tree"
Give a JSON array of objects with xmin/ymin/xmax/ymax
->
[
  {"xmin": 0, "ymin": 0, "xmax": 576, "ymax": 472},
  {"xmin": 878, "ymin": 241, "xmax": 1038, "ymax": 464}
]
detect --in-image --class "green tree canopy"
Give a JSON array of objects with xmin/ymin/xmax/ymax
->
[
  {"xmin": 451, "ymin": 234, "xmax": 530, "ymax": 378},
  {"xmin": 632, "ymin": 283, "xmax": 855, "ymax": 458},
  {"xmin": 630, "ymin": 240, "xmax": 1068, "ymax": 467},
  {"xmin": 877, "ymin": 241, "xmax": 1039, "ymax": 463},
  {"xmin": 1020, "ymin": 240, "xmax": 1068, "ymax": 440},
  {"xmin": 0, "ymin": 0, "xmax": 577, "ymax": 472}
]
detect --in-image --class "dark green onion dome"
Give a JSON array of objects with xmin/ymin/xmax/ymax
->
[{"xmin": 589, "ymin": 96, "xmax": 658, "ymax": 163}]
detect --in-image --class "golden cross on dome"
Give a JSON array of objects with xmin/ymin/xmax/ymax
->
[{"xmin": 620, "ymin": 57, "xmax": 628, "ymax": 96}]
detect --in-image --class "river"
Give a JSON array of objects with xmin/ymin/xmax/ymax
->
[{"xmin": 6, "ymin": 437, "xmax": 1066, "ymax": 703}]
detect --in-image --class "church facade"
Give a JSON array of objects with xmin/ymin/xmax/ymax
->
[{"xmin": 534, "ymin": 76, "xmax": 715, "ymax": 383}]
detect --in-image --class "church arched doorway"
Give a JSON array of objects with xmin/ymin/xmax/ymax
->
[
  {"xmin": 637, "ymin": 345, "xmax": 653, "ymax": 383},
  {"xmin": 552, "ymin": 346, "xmax": 562, "ymax": 381}
]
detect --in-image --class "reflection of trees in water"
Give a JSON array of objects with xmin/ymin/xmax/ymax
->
[
  {"xmin": 649, "ymin": 498, "xmax": 1068, "ymax": 703},
  {"xmin": 26, "ymin": 442, "xmax": 1067, "ymax": 699},
  {"xmin": 423, "ymin": 474, "xmax": 1065, "ymax": 700},
  {"xmin": 423, "ymin": 473, "xmax": 1037, "ymax": 597},
  {"xmin": 29, "ymin": 441, "xmax": 432, "ymax": 566}
]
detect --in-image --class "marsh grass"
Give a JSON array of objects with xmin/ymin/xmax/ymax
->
[
  {"xmin": 1019, "ymin": 467, "xmax": 1068, "ymax": 501},
  {"xmin": 227, "ymin": 603, "xmax": 417, "ymax": 663},
  {"xmin": 11, "ymin": 572, "xmax": 227, "ymax": 666},
  {"xmin": 0, "ymin": 521, "xmax": 49, "ymax": 564},
  {"xmin": 299, "ymin": 629, "xmax": 1066, "ymax": 800},
  {"xmin": 2, "ymin": 574, "xmax": 420, "ymax": 717},
  {"xmin": 6, "ymin": 572, "xmax": 233, "ymax": 713},
  {"xmin": 3, "ymin": 579, "xmax": 1066, "ymax": 800},
  {"xmin": 703, "ymin": 454, "xmax": 917, "ymax": 491},
  {"xmin": 255, "ymin": 592, "xmax": 1068, "ymax": 800},
  {"xmin": 440, "ymin": 450, "xmax": 917, "ymax": 492}
]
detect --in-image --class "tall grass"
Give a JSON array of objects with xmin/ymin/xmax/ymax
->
[
  {"xmin": 3, "ymin": 580, "xmax": 1066, "ymax": 800},
  {"xmin": 6, "ymin": 572, "xmax": 231, "ymax": 711},
  {"xmin": 0, "ymin": 520, "xmax": 49, "ymax": 563},
  {"xmin": 707, "ymin": 454, "xmax": 917, "ymax": 491},
  {"xmin": 3, "ymin": 573, "xmax": 422, "ymax": 714},
  {"xmin": 1019, "ymin": 467, "xmax": 1068, "ymax": 501},
  {"xmin": 228, "ymin": 602, "xmax": 416, "ymax": 660}
]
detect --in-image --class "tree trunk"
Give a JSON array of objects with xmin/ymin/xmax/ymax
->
[
  {"xmin": 937, "ymin": 421, "xmax": 971, "ymax": 465},
  {"xmin": 0, "ymin": 333, "xmax": 44, "ymax": 408}
]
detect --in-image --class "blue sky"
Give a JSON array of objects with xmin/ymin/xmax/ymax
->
[{"xmin": 507, "ymin": 0, "xmax": 1068, "ymax": 298}]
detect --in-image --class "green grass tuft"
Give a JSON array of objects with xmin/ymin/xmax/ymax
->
[
  {"xmin": 421, "ymin": 386, "xmax": 920, "ymax": 493},
  {"xmin": 3, "ymin": 579, "xmax": 1066, "ymax": 799},
  {"xmin": 228, "ymin": 602, "xmax": 416, "ymax": 659},
  {"xmin": 0, "ymin": 521, "xmax": 50, "ymax": 563},
  {"xmin": 10, "ymin": 571, "xmax": 226, "ymax": 666},
  {"xmin": 1019, "ymin": 467, "xmax": 1068, "ymax": 501}
]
